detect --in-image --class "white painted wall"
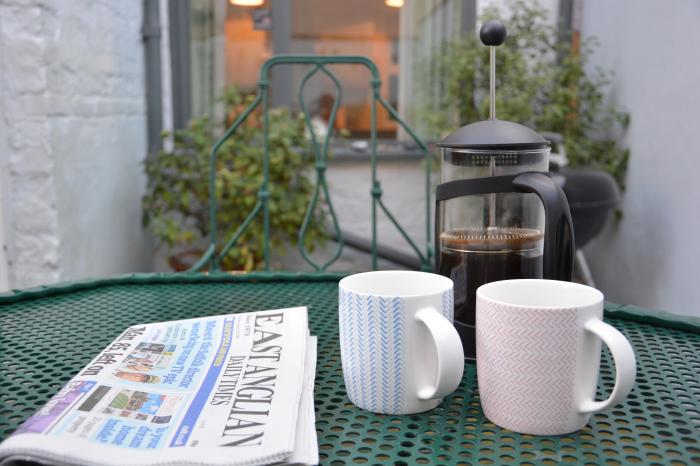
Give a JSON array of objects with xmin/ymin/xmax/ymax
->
[
  {"xmin": 580, "ymin": 0, "xmax": 700, "ymax": 317},
  {"xmin": 0, "ymin": 0, "xmax": 150, "ymax": 289}
]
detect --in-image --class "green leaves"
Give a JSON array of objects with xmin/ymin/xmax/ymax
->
[
  {"xmin": 418, "ymin": 0, "xmax": 629, "ymax": 191},
  {"xmin": 142, "ymin": 86, "xmax": 327, "ymax": 271}
]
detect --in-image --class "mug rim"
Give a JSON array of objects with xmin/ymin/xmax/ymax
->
[
  {"xmin": 339, "ymin": 270, "xmax": 453, "ymax": 298},
  {"xmin": 477, "ymin": 279, "xmax": 603, "ymax": 310}
]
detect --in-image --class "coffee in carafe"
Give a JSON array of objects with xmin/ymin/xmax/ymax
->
[
  {"xmin": 439, "ymin": 228, "xmax": 543, "ymax": 358},
  {"xmin": 434, "ymin": 20, "xmax": 575, "ymax": 360}
]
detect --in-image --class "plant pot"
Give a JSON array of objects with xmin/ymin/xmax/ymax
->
[{"xmin": 168, "ymin": 249, "xmax": 205, "ymax": 272}]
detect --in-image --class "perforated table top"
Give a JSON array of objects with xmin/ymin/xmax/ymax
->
[{"xmin": 0, "ymin": 273, "xmax": 698, "ymax": 465}]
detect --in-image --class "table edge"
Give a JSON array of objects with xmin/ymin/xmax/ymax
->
[
  {"xmin": 0, "ymin": 272, "xmax": 697, "ymax": 334},
  {"xmin": 0, "ymin": 272, "xmax": 348, "ymax": 303},
  {"xmin": 604, "ymin": 301, "xmax": 700, "ymax": 335}
]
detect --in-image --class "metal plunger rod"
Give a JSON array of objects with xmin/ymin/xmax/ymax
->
[
  {"xmin": 480, "ymin": 20, "xmax": 507, "ymax": 229},
  {"xmin": 488, "ymin": 44, "xmax": 496, "ymax": 227},
  {"xmin": 489, "ymin": 46, "xmax": 496, "ymax": 120},
  {"xmin": 489, "ymin": 156, "xmax": 496, "ymax": 229}
]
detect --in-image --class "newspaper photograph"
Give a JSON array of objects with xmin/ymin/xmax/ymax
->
[{"xmin": 0, "ymin": 307, "xmax": 317, "ymax": 466}]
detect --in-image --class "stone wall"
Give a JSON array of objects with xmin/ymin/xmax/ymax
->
[{"xmin": 0, "ymin": 0, "xmax": 150, "ymax": 288}]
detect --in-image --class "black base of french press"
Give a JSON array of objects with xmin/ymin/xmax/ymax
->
[{"xmin": 453, "ymin": 319, "xmax": 476, "ymax": 362}]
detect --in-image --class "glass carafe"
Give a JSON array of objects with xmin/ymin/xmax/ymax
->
[
  {"xmin": 439, "ymin": 146, "xmax": 548, "ymax": 326},
  {"xmin": 435, "ymin": 133, "xmax": 575, "ymax": 360}
]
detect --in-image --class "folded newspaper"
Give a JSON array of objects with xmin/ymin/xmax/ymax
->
[{"xmin": 0, "ymin": 307, "xmax": 319, "ymax": 466}]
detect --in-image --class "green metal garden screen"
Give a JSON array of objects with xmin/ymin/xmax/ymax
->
[{"xmin": 189, "ymin": 55, "xmax": 433, "ymax": 273}]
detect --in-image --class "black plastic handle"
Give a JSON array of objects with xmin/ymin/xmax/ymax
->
[
  {"xmin": 434, "ymin": 172, "xmax": 575, "ymax": 281},
  {"xmin": 512, "ymin": 172, "xmax": 575, "ymax": 281}
]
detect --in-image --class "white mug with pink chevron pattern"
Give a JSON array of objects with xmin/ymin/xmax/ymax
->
[
  {"xmin": 476, "ymin": 279, "xmax": 636, "ymax": 435},
  {"xmin": 339, "ymin": 271, "xmax": 464, "ymax": 414}
]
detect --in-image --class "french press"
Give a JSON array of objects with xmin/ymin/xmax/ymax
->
[{"xmin": 435, "ymin": 21, "xmax": 575, "ymax": 360}]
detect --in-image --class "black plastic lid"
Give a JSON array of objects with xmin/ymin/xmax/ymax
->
[{"xmin": 437, "ymin": 119, "xmax": 549, "ymax": 150}]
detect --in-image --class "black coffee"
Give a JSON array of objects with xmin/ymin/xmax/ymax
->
[{"xmin": 438, "ymin": 228, "xmax": 543, "ymax": 359}]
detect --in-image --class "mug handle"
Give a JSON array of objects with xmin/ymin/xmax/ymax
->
[
  {"xmin": 579, "ymin": 318, "xmax": 637, "ymax": 413},
  {"xmin": 414, "ymin": 308, "xmax": 465, "ymax": 400}
]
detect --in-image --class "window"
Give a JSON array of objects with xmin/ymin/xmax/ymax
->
[{"xmin": 183, "ymin": 0, "xmax": 475, "ymax": 141}]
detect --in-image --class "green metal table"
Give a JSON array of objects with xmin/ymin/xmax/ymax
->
[{"xmin": 0, "ymin": 273, "xmax": 698, "ymax": 465}]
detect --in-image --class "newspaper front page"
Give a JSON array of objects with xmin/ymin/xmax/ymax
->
[{"xmin": 0, "ymin": 307, "xmax": 317, "ymax": 466}]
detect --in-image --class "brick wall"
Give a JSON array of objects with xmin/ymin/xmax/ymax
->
[{"xmin": 0, "ymin": 0, "xmax": 150, "ymax": 288}]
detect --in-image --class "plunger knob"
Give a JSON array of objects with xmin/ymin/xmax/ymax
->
[{"xmin": 480, "ymin": 20, "xmax": 507, "ymax": 46}]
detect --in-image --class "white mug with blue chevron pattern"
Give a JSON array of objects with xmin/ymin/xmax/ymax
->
[{"xmin": 339, "ymin": 271, "xmax": 464, "ymax": 414}]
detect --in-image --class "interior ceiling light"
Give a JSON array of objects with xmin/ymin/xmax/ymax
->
[
  {"xmin": 385, "ymin": 0, "xmax": 404, "ymax": 7},
  {"xmin": 230, "ymin": 0, "xmax": 264, "ymax": 6}
]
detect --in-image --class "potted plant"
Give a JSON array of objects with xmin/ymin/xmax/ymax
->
[{"xmin": 142, "ymin": 87, "xmax": 327, "ymax": 271}]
